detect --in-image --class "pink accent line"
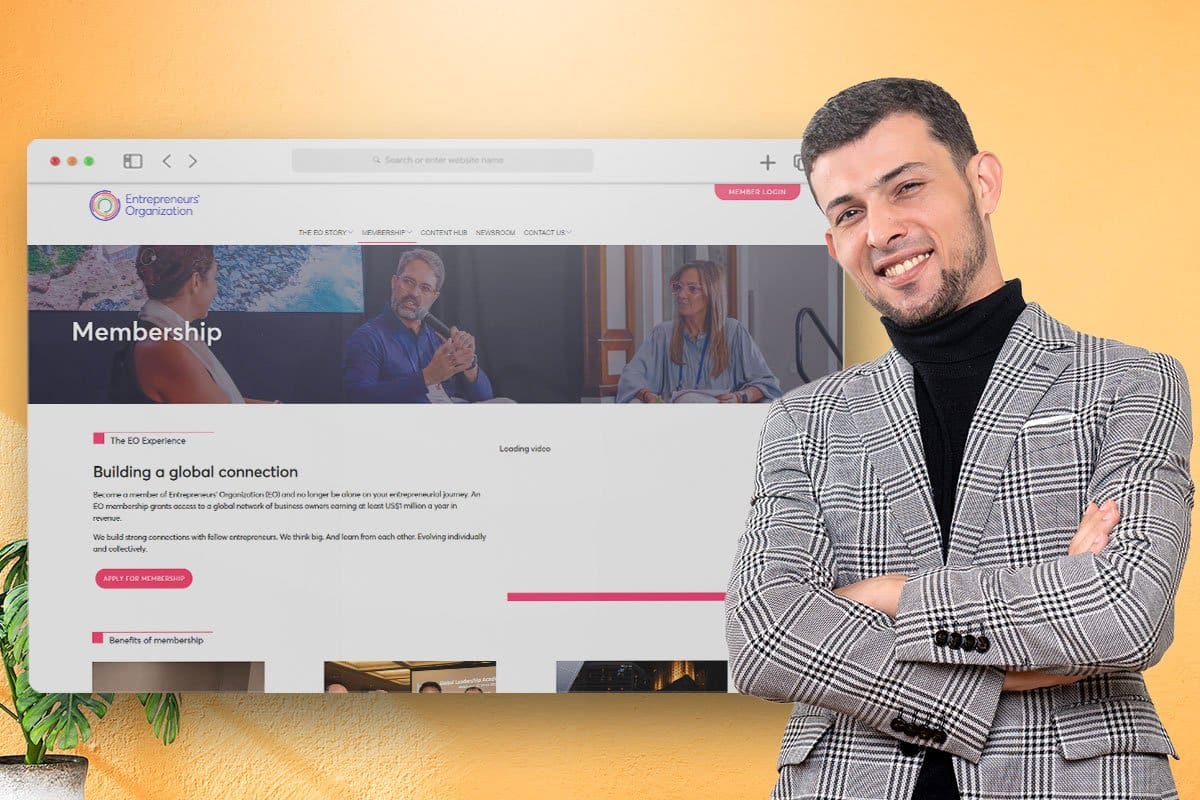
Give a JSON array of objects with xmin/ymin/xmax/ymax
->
[
  {"xmin": 358, "ymin": 241, "xmax": 417, "ymax": 245},
  {"xmin": 100, "ymin": 630, "xmax": 214, "ymax": 634},
  {"xmin": 507, "ymin": 592, "xmax": 725, "ymax": 602},
  {"xmin": 105, "ymin": 431, "xmax": 215, "ymax": 434}
]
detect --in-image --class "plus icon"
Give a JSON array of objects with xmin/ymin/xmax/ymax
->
[{"xmin": 760, "ymin": 154, "xmax": 775, "ymax": 171}]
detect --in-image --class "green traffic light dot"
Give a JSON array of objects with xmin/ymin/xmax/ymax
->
[{"xmin": 83, "ymin": 156, "xmax": 95, "ymax": 166}]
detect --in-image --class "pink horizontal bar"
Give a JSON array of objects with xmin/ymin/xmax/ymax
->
[
  {"xmin": 507, "ymin": 592, "xmax": 725, "ymax": 602},
  {"xmin": 101, "ymin": 630, "xmax": 214, "ymax": 634},
  {"xmin": 104, "ymin": 431, "xmax": 215, "ymax": 435}
]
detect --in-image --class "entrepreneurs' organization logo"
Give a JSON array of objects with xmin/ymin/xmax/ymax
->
[{"xmin": 90, "ymin": 190, "xmax": 120, "ymax": 221}]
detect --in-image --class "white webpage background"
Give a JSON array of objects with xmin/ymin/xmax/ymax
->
[{"xmin": 31, "ymin": 405, "xmax": 768, "ymax": 692}]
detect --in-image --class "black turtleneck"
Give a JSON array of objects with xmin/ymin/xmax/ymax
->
[
  {"xmin": 881, "ymin": 278, "xmax": 1026, "ymax": 800},
  {"xmin": 883, "ymin": 279, "xmax": 1027, "ymax": 558}
]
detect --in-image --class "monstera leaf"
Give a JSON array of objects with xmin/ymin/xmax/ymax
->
[
  {"xmin": 2, "ymin": 581, "xmax": 28, "ymax": 662},
  {"xmin": 0, "ymin": 539, "xmax": 182, "ymax": 762},
  {"xmin": 0, "ymin": 540, "xmax": 27, "ymax": 593},
  {"xmin": 11, "ymin": 670, "xmax": 115, "ymax": 751},
  {"xmin": 1, "ymin": 540, "xmax": 31, "ymax": 665},
  {"xmin": 137, "ymin": 692, "xmax": 181, "ymax": 745}
]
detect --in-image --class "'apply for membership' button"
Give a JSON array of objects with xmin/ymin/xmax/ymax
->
[
  {"xmin": 714, "ymin": 184, "xmax": 803, "ymax": 201},
  {"xmin": 95, "ymin": 568, "xmax": 193, "ymax": 589}
]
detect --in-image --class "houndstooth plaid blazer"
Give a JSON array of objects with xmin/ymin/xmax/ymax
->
[{"xmin": 726, "ymin": 303, "xmax": 1193, "ymax": 800}]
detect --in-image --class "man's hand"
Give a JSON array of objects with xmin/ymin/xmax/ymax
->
[
  {"xmin": 636, "ymin": 389, "xmax": 662, "ymax": 404},
  {"xmin": 1001, "ymin": 670, "xmax": 1086, "ymax": 692},
  {"xmin": 833, "ymin": 574, "xmax": 907, "ymax": 617},
  {"xmin": 447, "ymin": 326, "xmax": 478, "ymax": 381},
  {"xmin": 1068, "ymin": 500, "xmax": 1119, "ymax": 556},
  {"xmin": 449, "ymin": 327, "xmax": 476, "ymax": 361},
  {"xmin": 422, "ymin": 338, "xmax": 465, "ymax": 386}
]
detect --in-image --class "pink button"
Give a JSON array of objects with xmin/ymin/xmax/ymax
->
[
  {"xmin": 95, "ymin": 568, "xmax": 193, "ymax": 589},
  {"xmin": 714, "ymin": 183, "xmax": 803, "ymax": 201}
]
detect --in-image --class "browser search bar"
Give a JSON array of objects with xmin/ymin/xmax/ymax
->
[{"xmin": 292, "ymin": 148, "xmax": 594, "ymax": 173}]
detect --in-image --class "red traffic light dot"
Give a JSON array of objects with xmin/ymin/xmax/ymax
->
[{"xmin": 49, "ymin": 156, "xmax": 61, "ymax": 166}]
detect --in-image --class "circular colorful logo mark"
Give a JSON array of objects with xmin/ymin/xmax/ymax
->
[{"xmin": 90, "ymin": 190, "xmax": 120, "ymax": 221}]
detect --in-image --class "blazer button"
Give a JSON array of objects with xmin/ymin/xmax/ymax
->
[
  {"xmin": 934, "ymin": 630, "xmax": 949, "ymax": 647},
  {"xmin": 899, "ymin": 742, "xmax": 922, "ymax": 757},
  {"xmin": 932, "ymin": 730, "xmax": 947, "ymax": 745},
  {"xmin": 975, "ymin": 635, "xmax": 991, "ymax": 653},
  {"xmin": 948, "ymin": 632, "xmax": 963, "ymax": 650},
  {"xmin": 891, "ymin": 717, "xmax": 907, "ymax": 733},
  {"xmin": 916, "ymin": 725, "xmax": 934, "ymax": 740},
  {"xmin": 961, "ymin": 634, "xmax": 976, "ymax": 652}
]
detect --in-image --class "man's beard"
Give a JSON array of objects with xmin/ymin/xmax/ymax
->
[
  {"xmin": 867, "ymin": 193, "xmax": 989, "ymax": 328},
  {"xmin": 391, "ymin": 294, "xmax": 421, "ymax": 321}
]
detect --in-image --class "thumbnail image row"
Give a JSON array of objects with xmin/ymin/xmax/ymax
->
[{"xmin": 89, "ymin": 659, "xmax": 731, "ymax": 693}]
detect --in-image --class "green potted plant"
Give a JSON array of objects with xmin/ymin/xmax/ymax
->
[{"xmin": 0, "ymin": 539, "xmax": 180, "ymax": 798}]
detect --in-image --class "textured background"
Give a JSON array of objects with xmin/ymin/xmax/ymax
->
[{"xmin": 1, "ymin": 1, "xmax": 1198, "ymax": 797}]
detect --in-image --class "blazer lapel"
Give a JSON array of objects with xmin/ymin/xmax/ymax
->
[
  {"xmin": 946, "ymin": 304, "xmax": 1074, "ymax": 567},
  {"xmin": 844, "ymin": 350, "xmax": 945, "ymax": 571}
]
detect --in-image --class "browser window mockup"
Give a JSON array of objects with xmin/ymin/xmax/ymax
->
[{"xmin": 27, "ymin": 139, "xmax": 841, "ymax": 693}]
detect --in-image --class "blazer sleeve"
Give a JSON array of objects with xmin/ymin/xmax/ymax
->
[
  {"xmin": 726, "ymin": 399, "xmax": 1005, "ymax": 763},
  {"xmin": 893, "ymin": 353, "xmax": 1194, "ymax": 673}
]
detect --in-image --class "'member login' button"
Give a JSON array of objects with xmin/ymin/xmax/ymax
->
[
  {"xmin": 714, "ymin": 184, "xmax": 803, "ymax": 201},
  {"xmin": 95, "ymin": 569, "xmax": 193, "ymax": 589}
]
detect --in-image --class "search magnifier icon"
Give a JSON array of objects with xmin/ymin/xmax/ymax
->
[{"xmin": 372, "ymin": 155, "xmax": 382, "ymax": 165}]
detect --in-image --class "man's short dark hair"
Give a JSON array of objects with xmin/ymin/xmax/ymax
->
[{"xmin": 800, "ymin": 78, "xmax": 978, "ymax": 187}]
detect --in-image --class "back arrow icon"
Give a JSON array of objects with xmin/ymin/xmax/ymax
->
[{"xmin": 162, "ymin": 154, "xmax": 172, "ymax": 167}]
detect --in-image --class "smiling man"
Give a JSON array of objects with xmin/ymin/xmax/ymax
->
[{"xmin": 726, "ymin": 78, "xmax": 1192, "ymax": 799}]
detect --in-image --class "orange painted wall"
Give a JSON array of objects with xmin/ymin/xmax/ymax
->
[{"xmin": 1, "ymin": 1, "xmax": 1198, "ymax": 796}]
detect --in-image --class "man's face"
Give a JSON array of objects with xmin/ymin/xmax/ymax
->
[
  {"xmin": 809, "ymin": 113, "xmax": 999, "ymax": 327},
  {"xmin": 390, "ymin": 259, "xmax": 441, "ymax": 321}
]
